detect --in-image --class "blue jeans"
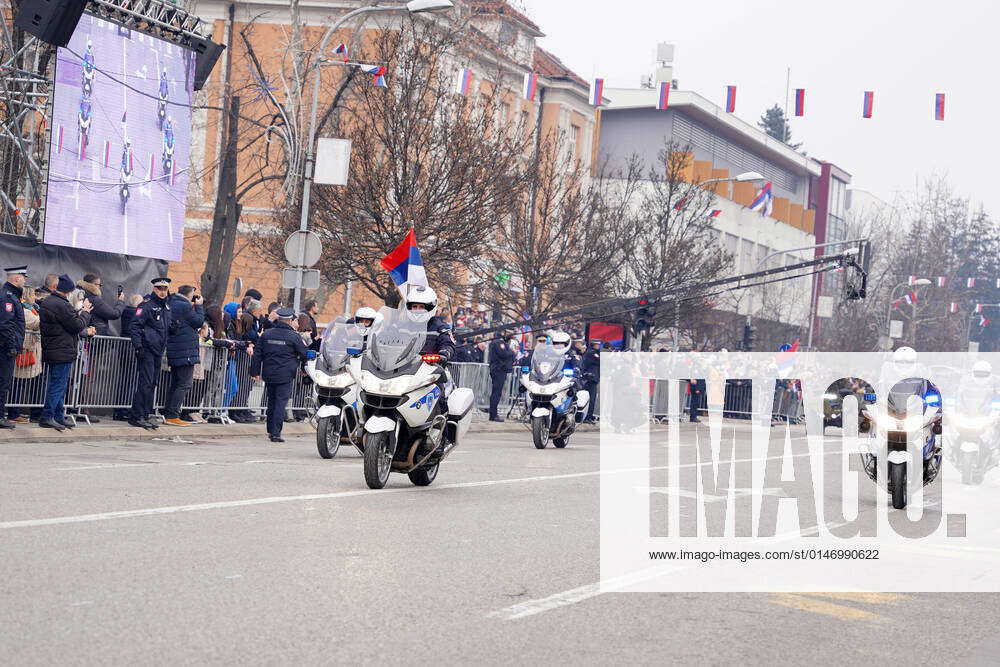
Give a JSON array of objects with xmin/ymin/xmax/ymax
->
[{"xmin": 41, "ymin": 362, "xmax": 72, "ymax": 422}]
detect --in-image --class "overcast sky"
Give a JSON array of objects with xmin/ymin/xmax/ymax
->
[{"xmin": 520, "ymin": 0, "xmax": 999, "ymax": 215}]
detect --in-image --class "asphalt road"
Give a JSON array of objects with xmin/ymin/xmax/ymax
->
[{"xmin": 1, "ymin": 426, "xmax": 998, "ymax": 665}]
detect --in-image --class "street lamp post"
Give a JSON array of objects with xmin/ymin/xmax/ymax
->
[
  {"xmin": 886, "ymin": 278, "xmax": 931, "ymax": 347},
  {"xmin": 292, "ymin": 1, "xmax": 453, "ymax": 314}
]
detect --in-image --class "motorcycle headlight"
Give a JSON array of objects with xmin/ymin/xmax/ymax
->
[{"xmin": 822, "ymin": 393, "xmax": 838, "ymax": 401}]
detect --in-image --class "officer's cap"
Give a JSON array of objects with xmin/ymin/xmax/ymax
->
[
  {"xmin": 4, "ymin": 265, "xmax": 27, "ymax": 275},
  {"xmin": 151, "ymin": 277, "xmax": 172, "ymax": 287}
]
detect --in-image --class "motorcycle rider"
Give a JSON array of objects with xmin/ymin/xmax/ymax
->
[
  {"xmin": 159, "ymin": 68, "xmax": 169, "ymax": 100},
  {"xmin": 402, "ymin": 286, "xmax": 455, "ymax": 406},
  {"xmin": 120, "ymin": 140, "xmax": 132, "ymax": 180},
  {"xmin": 348, "ymin": 306, "xmax": 381, "ymax": 351},
  {"xmin": 545, "ymin": 330, "xmax": 582, "ymax": 394}
]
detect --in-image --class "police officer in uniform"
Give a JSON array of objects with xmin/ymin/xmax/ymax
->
[
  {"xmin": 250, "ymin": 307, "xmax": 313, "ymax": 442},
  {"xmin": 0, "ymin": 265, "xmax": 28, "ymax": 429},
  {"xmin": 128, "ymin": 277, "xmax": 172, "ymax": 430},
  {"xmin": 488, "ymin": 335, "xmax": 516, "ymax": 422}
]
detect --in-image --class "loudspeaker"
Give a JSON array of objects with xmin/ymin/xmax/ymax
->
[
  {"xmin": 189, "ymin": 36, "xmax": 225, "ymax": 91},
  {"xmin": 14, "ymin": 0, "xmax": 87, "ymax": 48}
]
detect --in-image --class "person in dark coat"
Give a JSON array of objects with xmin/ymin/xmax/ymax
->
[
  {"xmin": 112, "ymin": 294, "xmax": 144, "ymax": 421},
  {"xmin": 250, "ymin": 308, "xmax": 312, "ymax": 442},
  {"xmin": 0, "ymin": 266, "xmax": 28, "ymax": 429},
  {"xmin": 77, "ymin": 273, "xmax": 123, "ymax": 336},
  {"xmin": 162, "ymin": 285, "xmax": 205, "ymax": 426},
  {"xmin": 581, "ymin": 340, "xmax": 602, "ymax": 424},
  {"xmin": 488, "ymin": 336, "xmax": 516, "ymax": 421},
  {"xmin": 297, "ymin": 299, "xmax": 321, "ymax": 351},
  {"xmin": 127, "ymin": 278, "xmax": 172, "ymax": 430},
  {"xmin": 38, "ymin": 274, "xmax": 93, "ymax": 430}
]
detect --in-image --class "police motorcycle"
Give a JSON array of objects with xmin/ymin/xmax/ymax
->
[
  {"xmin": 522, "ymin": 337, "xmax": 590, "ymax": 449},
  {"xmin": 78, "ymin": 99, "xmax": 92, "ymax": 157},
  {"xmin": 860, "ymin": 376, "xmax": 943, "ymax": 510},
  {"xmin": 307, "ymin": 318, "xmax": 364, "ymax": 459},
  {"xmin": 946, "ymin": 361, "xmax": 1000, "ymax": 485},
  {"xmin": 162, "ymin": 119, "xmax": 175, "ymax": 176},
  {"xmin": 81, "ymin": 42, "xmax": 95, "ymax": 97},
  {"xmin": 157, "ymin": 70, "xmax": 169, "ymax": 129},
  {"xmin": 348, "ymin": 307, "xmax": 474, "ymax": 489}
]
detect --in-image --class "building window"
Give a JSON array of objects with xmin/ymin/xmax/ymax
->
[{"xmin": 571, "ymin": 124, "xmax": 581, "ymax": 162}]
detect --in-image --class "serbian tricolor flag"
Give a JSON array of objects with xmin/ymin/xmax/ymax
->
[
  {"xmin": 673, "ymin": 192, "xmax": 693, "ymax": 211},
  {"xmin": 704, "ymin": 209, "xmax": 722, "ymax": 218},
  {"xmin": 361, "ymin": 65, "xmax": 387, "ymax": 87},
  {"xmin": 968, "ymin": 278, "xmax": 977, "ymax": 288},
  {"xmin": 589, "ymin": 78, "xmax": 604, "ymax": 107},
  {"xmin": 907, "ymin": 276, "xmax": 919, "ymax": 286},
  {"xmin": 904, "ymin": 292, "xmax": 917, "ymax": 305},
  {"xmin": 454, "ymin": 68, "xmax": 473, "ymax": 96},
  {"xmin": 950, "ymin": 303, "xmax": 959, "ymax": 313},
  {"xmin": 935, "ymin": 93, "xmax": 946, "ymax": 121},
  {"xmin": 981, "ymin": 314, "xmax": 990, "ymax": 328},
  {"xmin": 793, "ymin": 88, "xmax": 805, "ymax": 116},
  {"xmin": 522, "ymin": 72, "xmax": 539, "ymax": 101},
  {"xmin": 334, "ymin": 43, "xmax": 349, "ymax": 62},
  {"xmin": 725, "ymin": 85, "xmax": 737, "ymax": 113},
  {"xmin": 380, "ymin": 228, "xmax": 428, "ymax": 293},
  {"xmin": 750, "ymin": 181, "xmax": 773, "ymax": 216},
  {"xmin": 656, "ymin": 81, "xmax": 671, "ymax": 110},
  {"xmin": 862, "ymin": 91, "xmax": 874, "ymax": 119},
  {"xmin": 975, "ymin": 303, "xmax": 983, "ymax": 313},
  {"xmin": 937, "ymin": 276, "xmax": 947, "ymax": 287},
  {"xmin": 775, "ymin": 339, "xmax": 800, "ymax": 377}
]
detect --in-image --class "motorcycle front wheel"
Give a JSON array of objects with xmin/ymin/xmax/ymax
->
[
  {"xmin": 889, "ymin": 462, "xmax": 907, "ymax": 509},
  {"xmin": 532, "ymin": 415, "xmax": 550, "ymax": 449},
  {"xmin": 363, "ymin": 431, "xmax": 393, "ymax": 489},
  {"xmin": 961, "ymin": 451, "xmax": 975, "ymax": 485},
  {"xmin": 316, "ymin": 416, "xmax": 341, "ymax": 459}
]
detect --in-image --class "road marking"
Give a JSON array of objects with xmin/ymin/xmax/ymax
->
[
  {"xmin": 769, "ymin": 593, "xmax": 890, "ymax": 623},
  {"xmin": 806, "ymin": 592, "xmax": 908, "ymax": 604}
]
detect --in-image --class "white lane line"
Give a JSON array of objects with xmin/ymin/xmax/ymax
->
[{"xmin": 5, "ymin": 449, "xmax": 846, "ymax": 530}]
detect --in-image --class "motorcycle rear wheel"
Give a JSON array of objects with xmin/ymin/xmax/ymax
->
[
  {"xmin": 363, "ymin": 431, "xmax": 393, "ymax": 489},
  {"xmin": 889, "ymin": 462, "xmax": 907, "ymax": 510},
  {"xmin": 316, "ymin": 416, "xmax": 341, "ymax": 459},
  {"xmin": 532, "ymin": 416, "xmax": 550, "ymax": 449},
  {"xmin": 408, "ymin": 463, "xmax": 439, "ymax": 486}
]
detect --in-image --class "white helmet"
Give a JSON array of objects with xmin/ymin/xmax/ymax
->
[
  {"xmin": 893, "ymin": 346, "xmax": 917, "ymax": 374},
  {"xmin": 973, "ymin": 360, "xmax": 992, "ymax": 385},
  {"xmin": 404, "ymin": 285, "xmax": 438, "ymax": 324},
  {"xmin": 354, "ymin": 306, "xmax": 381, "ymax": 334},
  {"xmin": 548, "ymin": 330, "xmax": 571, "ymax": 353}
]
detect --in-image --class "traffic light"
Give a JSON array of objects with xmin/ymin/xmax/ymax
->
[
  {"xmin": 635, "ymin": 298, "xmax": 654, "ymax": 332},
  {"xmin": 742, "ymin": 323, "xmax": 756, "ymax": 351}
]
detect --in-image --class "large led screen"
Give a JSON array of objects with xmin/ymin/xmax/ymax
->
[{"xmin": 45, "ymin": 13, "xmax": 195, "ymax": 261}]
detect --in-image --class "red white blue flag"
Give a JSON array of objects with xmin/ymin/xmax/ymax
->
[
  {"xmin": 968, "ymin": 278, "xmax": 977, "ymax": 288},
  {"xmin": 794, "ymin": 88, "xmax": 805, "ymax": 116},
  {"xmin": 775, "ymin": 339, "xmax": 800, "ymax": 376},
  {"xmin": 522, "ymin": 72, "xmax": 539, "ymax": 101},
  {"xmin": 725, "ymin": 85, "xmax": 737, "ymax": 113},
  {"xmin": 656, "ymin": 81, "xmax": 670, "ymax": 110},
  {"xmin": 589, "ymin": 78, "xmax": 604, "ymax": 107},
  {"xmin": 937, "ymin": 276, "xmax": 947, "ymax": 287},
  {"xmin": 907, "ymin": 276, "xmax": 919, "ymax": 286},
  {"xmin": 334, "ymin": 43, "xmax": 349, "ymax": 62},
  {"xmin": 935, "ymin": 93, "xmax": 946, "ymax": 121},
  {"xmin": 950, "ymin": 303, "xmax": 959, "ymax": 313},
  {"xmin": 380, "ymin": 228, "xmax": 428, "ymax": 293},
  {"xmin": 750, "ymin": 181, "xmax": 773, "ymax": 216},
  {"xmin": 705, "ymin": 209, "xmax": 722, "ymax": 218},
  {"xmin": 454, "ymin": 67, "xmax": 473, "ymax": 96},
  {"xmin": 861, "ymin": 90, "xmax": 875, "ymax": 118},
  {"xmin": 904, "ymin": 292, "xmax": 917, "ymax": 305},
  {"xmin": 57, "ymin": 125, "xmax": 64, "ymax": 153},
  {"xmin": 361, "ymin": 65, "xmax": 387, "ymax": 87},
  {"xmin": 862, "ymin": 91, "xmax": 874, "ymax": 118},
  {"xmin": 982, "ymin": 314, "xmax": 990, "ymax": 328},
  {"xmin": 975, "ymin": 303, "xmax": 983, "ymax": 313}
]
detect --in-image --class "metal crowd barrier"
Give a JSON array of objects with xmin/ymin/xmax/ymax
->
[{"xmin": 8, "ymin": 335, "xmax": 312, "ymax": 419}]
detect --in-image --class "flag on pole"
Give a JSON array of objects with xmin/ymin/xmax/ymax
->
[
  {"xmin": 981, "ymin": 314, "xmax": 990, "ymax": 328},
  {"xmin": 935, "ymin": 93, "xmax": 946, "ymax": 121},
  {"xmin": 937, "ymin": 276, "xmax": 947, "ymax": 287},
  {"xmin": 725, "ymin": 85, "xmax": 737, "ymax": 113},
  {"xmin": 794, "ymin": 88, "xmax": 805, "ymax": 116},
  {"xmin": 904, "ymin": 292, "xmax": 917, "ymax": 305},
  {"xmin": 121, "ymin": 111, "xmax": 127, "ymax": 123},
  {"xmin": 454, "ymin": 67, "xmax": 473, "ymax": 96},
  {"xmin": 907, "ymin": 276, "xmax": 919, "ymax": 286},
  {"xmin": 749, "ymin": 181, "xmax": 774, "ymax": 216},
  {"xmin": 862, "ymin": 91, "xmax": 874, "ymax": 118},
  {"xmin": 673, "ymin": 192, "xmax": 693, "ymax": 211},
  {"xmin": 380, "ymin": 228, "xmax": 428, "ymax": 294},
  {"xmin": 589, "ymin": 78, "xmax": 605, "ymax": 107},
  {"xmin": 775, "ymin": 339, "xmax": 800, "ymax": 376},
  {"xmin": 522, "ymin": 72, "xmax": 539, "ymax": 101},
  {"xmin": 361, "ymin": 65, "xmax": 387, "ymax": 87},
  {"xmin": 704, "ymin": 209, "xmax": 722, "ymax": 218},
  {"xmin": 103, "ymin": 140, "xmax": 110, "ymax": 168},
  {"xmin": 968, "ymin": 278, "xmax": 977, "ymax": 288},
  {"xmin": 950, "ymin": 303, "xmax": 959, "ymax": 313},
  {"xmin": 57, "ymin": 125, "xmax": 64, "ymax": 153},
  {"xmin": 656, "ymin": 81, "xmax": 670, "ymax": 110},
  {"xmin": 334, "ymin": 43, "xmax": 349, "ymax": 62},
  {"xmin": 975, "ymin": 304, "xmax": 983, "ymax": 313}
]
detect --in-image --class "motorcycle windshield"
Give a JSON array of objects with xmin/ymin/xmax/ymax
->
[
  {"xmin": 957, "ymin": 378, "xmax": 995, "ymax": 415},
  {"xmin": 886, "ymin": 377, "xmax": 937, "ymax": 417},
  {"xmin": 365, "ymin": 307, "xmax": 426, "ymax": 373},
  {"xmin": 530, "ymin": 344, "xmax": 566, "ymax": 384},
  {"xmin": 319, "ymin": 317, "xmax": 364, "ymax": 374}
]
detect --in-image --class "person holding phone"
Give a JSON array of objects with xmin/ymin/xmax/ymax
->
[
  {"xmin": 38, "ymin": 274, "xmax": 93, "ymax": 431},
  {"xmin": 162, "ymin": 285, "xmax": 205, "ymax": 426}
]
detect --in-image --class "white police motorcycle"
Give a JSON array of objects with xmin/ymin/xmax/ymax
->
[
  {"xmin": 946, "ymin": 378, "xmax": 1000, "ymax": 485},
  {"xmin": 348, "ymin": 307, "xmax": 474, "ymax": 489},
  {"xmin": 860, "ymin": 378, "xmax": 942, "ymax": 509},
  {"xmin": 307, "ymin": 318, "xmax": 364, "ymax": 459},
  {"xmin": 522, "ymin": 342, "xmax": 590, "ymax": 449}
]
